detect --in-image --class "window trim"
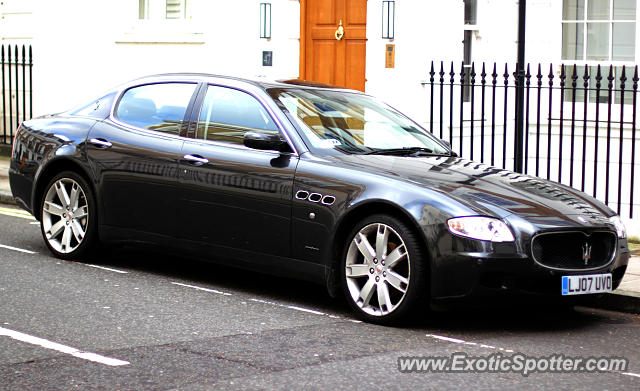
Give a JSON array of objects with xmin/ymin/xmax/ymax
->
[
  {"xmin": 110, "ymin": 81, "xmax": 199, "ymax": 139},
  {"xmin": 139, "ymin": 0, "xmax": 190, "ymax": 20},
  {"xmin": 187, "ymin": 83, "xmax": 299, "ymax": 155},
  {"xmin": 561, "ymin": 0, "xmax": 636, "ymax": 62}
]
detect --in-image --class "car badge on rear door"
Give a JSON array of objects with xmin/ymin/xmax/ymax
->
[{"xmin": 582, "ymin": 243, "xmax": 592, "ymax": 265}]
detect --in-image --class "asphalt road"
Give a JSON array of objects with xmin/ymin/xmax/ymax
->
[{"xmin": 0, "ymin": 206, "xmax": 639, "ymax": 390}]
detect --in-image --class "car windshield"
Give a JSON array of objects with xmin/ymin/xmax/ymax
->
[{"xmin": 269, "ymin": 88, "xmax": 450, "ymax": 156}]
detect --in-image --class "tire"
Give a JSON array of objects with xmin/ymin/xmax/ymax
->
[
  {"xmin": 341, "ymin": 214, "xmax": 429, "ymax": 324},
  {"xmin": 40, "ymin": 171, "xmax": 98, "ymax": 260}
]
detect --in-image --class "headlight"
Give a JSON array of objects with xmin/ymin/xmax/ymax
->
[
  {"xmin": 609, "ymin": 216, "xmax": 627, "ymax": 239},
  {"xmin": 447, "ymin": 216, "xmax": 515, "ymax": 242}
]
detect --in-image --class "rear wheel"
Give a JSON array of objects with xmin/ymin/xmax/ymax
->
[
  {"xmin": 341, "ymin": 214, "xmax": 428, "ymax": 324},
  {"xmin": 40, "ymin": 171, "xmax": 97, "ymax": 260}
]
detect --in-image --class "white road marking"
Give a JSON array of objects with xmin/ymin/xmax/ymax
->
[
  {"xmin": 0, "ymin": 207, "xmax": 35, "ymax": 220},
  {"xmin": 427, "ymin": 334, "xmax": 466, "ymax": 344},
  {"xmin": 171, "ymin": 282, "xmax": 232, "ymax": 296},
  {"xmin": 29, "ymin": 221, "xmax": 40, "ymax": 225},
  {"xmin": 621, "ymin": 372, "xmax": 640, "ymax": 378},
  {"xmin": 84, "ymin": 264, "xmax": 128, "ymax": 274},
  {"xmin": 249, "ymin": 298, "xmax": 337, "ymax": 318},
  {"xmin": 426, "ymin": 334, "xmax": 513, "ymax": 353},
  {"xmin": 285, "ymin": 305, "xmax": 326, "ymax": 316},
  {"xmin": 0, "ymin": 243, "xmax": 36, "ymax": 254},
  {"xmin": 0, "ymin": 326, "xmax": 129, "ymax": 366}
]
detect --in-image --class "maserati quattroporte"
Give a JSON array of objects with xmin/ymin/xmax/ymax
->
[{"xmin": 9, "ymin": 74, "xmax": 629, "ymax": 323}]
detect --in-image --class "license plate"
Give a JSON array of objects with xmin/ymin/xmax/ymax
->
[{"xmin": 561, "ymin": 273, "xmax": 612, "ymax": 295}]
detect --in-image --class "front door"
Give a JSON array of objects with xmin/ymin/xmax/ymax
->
[{"xmin": 301, "ymin": 0, "xmax": 367, "ymax": 91}]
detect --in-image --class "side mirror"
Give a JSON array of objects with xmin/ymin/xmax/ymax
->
[{"xmin": 243, "ymin": 131, "xmax": 289, "ymax": 152}]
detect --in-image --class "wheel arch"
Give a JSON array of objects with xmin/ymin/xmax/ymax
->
[{"xmin": 325, "ymin": 199, "xmax": 431, "ymax": 297}]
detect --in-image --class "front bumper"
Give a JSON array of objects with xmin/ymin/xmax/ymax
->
[{"xmin": 430, "ymin": 236, "xmax": 630, "ymax": 301}]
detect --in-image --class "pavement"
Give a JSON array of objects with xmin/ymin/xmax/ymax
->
[{"xmin": 0, "ymin": 154, "xmax": 639, "ymax": 315}]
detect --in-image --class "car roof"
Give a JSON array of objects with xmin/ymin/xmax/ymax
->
[{"xmin": 129, "ymin": 73, "xmax": 361, "ymax": 93}]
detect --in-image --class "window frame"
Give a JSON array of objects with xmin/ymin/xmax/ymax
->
[
  {"xmin": 187, "ymin": 83, "xmax": 298, "ymax": 154},
  {"xmin": 139, "ymin": 0, "xmax": 190, "ymax": 20},
  {"xmin": 561, "ymin": 0, "xmax": 637, "ymax": 105},
  {"xmin": 111, "ymin": 81, "xmax": 200, "ymax": 138},
  {"xmin": 561, "ymin": 0, "xmax": 636, "ymax": 63}
]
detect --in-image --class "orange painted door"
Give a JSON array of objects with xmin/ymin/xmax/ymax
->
[{"xmin": 303, "ymin": 0, "xmax": 367, "ymax": 91}]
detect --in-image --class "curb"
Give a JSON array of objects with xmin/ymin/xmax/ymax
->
[
  {"xmin": 583, "ymin": 290, "xmax": 640, "ymax": 315},
  {"xmin": 0, "ymin": 190, "xmax": 15, "ymax": 205}
]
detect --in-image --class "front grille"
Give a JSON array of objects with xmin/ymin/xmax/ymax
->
[{"xmin": 531, "ymin": 231, "xmax": 616, "ymax": 270}]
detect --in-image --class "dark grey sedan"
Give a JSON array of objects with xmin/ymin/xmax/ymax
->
[{"xmin": 9, "ymin": 74, "xmax": 630, "ymax": 323}]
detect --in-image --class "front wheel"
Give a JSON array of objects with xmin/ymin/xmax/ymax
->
[
  {"xmin": 341, "ymin": 214, "xmax": 429, "ymax": 324},
  {"xmin": 40, "ymin": 171, "xmax": 97, "ymax": 260}
]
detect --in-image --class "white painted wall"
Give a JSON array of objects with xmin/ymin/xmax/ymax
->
[{"xmin": 25, "ymin": 0, "xmax": 301, "ymax": 114}]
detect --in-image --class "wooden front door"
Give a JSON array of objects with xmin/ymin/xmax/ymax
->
[{"xmin": 300, "ymin": 0, "xmax": 367, "ymax": 91}]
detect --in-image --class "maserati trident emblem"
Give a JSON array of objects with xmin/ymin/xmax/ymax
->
[{"xmin": 582, "ymin": 242, "xmax": 592, "ymax": 265}]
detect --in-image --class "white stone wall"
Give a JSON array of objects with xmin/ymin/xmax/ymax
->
[{"xmin": 22, "ymin": 0, "xmax": 301, "ymax": 114}]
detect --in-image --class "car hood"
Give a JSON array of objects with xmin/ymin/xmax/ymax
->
[{"xmin": 327, "ymin": 154, "xmax": 615, "ymax": 226}]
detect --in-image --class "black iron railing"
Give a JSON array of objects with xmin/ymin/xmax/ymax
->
[
  {"xmin": 1, "ymin": 44, "xmax": 33, "ymax": 146},
  {"xmin": 424, "ymin": 61, "xmax": 638, "ymax": 218}
]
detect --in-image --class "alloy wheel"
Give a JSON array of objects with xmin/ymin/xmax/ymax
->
[
  {"xmin": 345, "ymin": 223, "xmax": 411, "ymax": 316},
  {"xmin": 42, "ymin": 178, "xmax": 89, "ymax": 254}
]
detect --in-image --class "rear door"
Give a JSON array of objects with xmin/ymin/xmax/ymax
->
[
  {"xmin": 178, "ymin": 84, "xmax": 299, "ymax": 257},
  {"xmin": 87, "ymin": 82, "xmax": 199, "ymax": 239}
]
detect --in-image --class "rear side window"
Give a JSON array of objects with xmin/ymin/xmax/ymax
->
[
  {"xmin": 116, "ymin": 83, "xmax": 197, "ymax": 135},
  {"xmin": 196, "ymin": 85, "xmax": 278, "ymax": 145}
]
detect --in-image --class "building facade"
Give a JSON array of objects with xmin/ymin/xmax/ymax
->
[{"xmin": 1, "ymin": 0, "xmax": 639, "ymax": 234}]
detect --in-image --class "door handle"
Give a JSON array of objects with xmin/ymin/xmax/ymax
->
[
  {"xmin": 183, "ymin": 154, "xmax": 209, "ymax": 166},
  {"xmin": 88, "ymin": 138, "xmax": 112, "ymax": 148},
  {"xmin": 335, "ymin": 19, "xmax": 344, "ymax": 40}
]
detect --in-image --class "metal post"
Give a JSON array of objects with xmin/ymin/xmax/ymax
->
[{"xmin": 514, "ymin": 0, "xmax": 526, "ymax": 173}]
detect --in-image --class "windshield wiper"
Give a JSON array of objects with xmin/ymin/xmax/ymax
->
[{"xmin": 363, "ymin": 147, "xmax": 448, "ymax": 156}]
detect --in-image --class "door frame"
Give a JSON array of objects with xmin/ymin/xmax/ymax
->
[{"xmin": 299, "ymin": 0, "xmax": 308, "ymax": 80}]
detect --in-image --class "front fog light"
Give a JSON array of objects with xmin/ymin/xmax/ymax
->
[{"xmin": 447, "ymin": 216, "xmax": 515, "ymax": 242}]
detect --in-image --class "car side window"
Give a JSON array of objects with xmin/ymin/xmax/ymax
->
[
  {"xmin": 71, "ymin": 92, "xmax": 116, "ymax": 119},
  {"xmin": 196, "ymin": 85, "xmax": 278, "ymax": 145},
  {"xmin": 116, "ymin": 83, "xmax": 197, "ymax": 135}
]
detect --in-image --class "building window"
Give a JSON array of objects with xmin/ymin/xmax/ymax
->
[
  {"xmin": 462, "ymin": 0, "xmax": 477, "ymax": 102},
  {"xmin": 139, "ymin": 0, "xmax": 189, "ymax": 20},
  {"xmin": 562, "ymin": 0, "xmax": 636, "ymax": 62},
  {"xmin": 562, "ymin": 0, "xmax": 635, "ymax": 104}
]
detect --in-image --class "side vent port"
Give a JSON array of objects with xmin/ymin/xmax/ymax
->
[
  {"xmin": 295, "ymin": 190, "xmax": 309, "ymax": 200},
  {"xmin": 321, "ymin": 195, "xmax": 335, "ymax": 205},
  {"xmin": 308, "ymin": 193, "xmax": 322, "ymax": 202}
]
